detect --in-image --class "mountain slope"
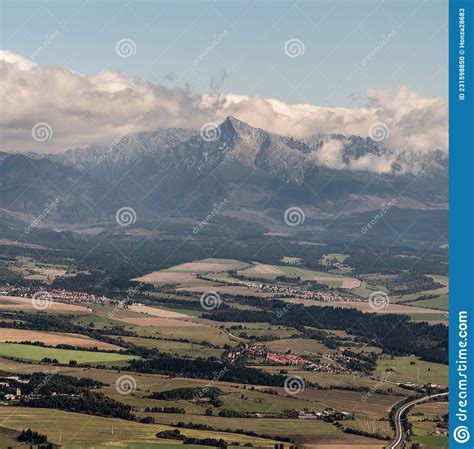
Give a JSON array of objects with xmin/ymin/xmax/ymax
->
[
  {"xmin": 0, "ymin": 152, "xmax": 136, "ymax": 224},
  {"xmin": 1, "ymin": 117, "xmax": 447, "ymax": 225}
]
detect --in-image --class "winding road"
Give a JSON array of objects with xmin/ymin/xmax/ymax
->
[{"xmin": 388, "ymin": 392, "xmax": 448, "ymax": 449}]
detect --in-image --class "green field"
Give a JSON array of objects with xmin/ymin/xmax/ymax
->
[
  {"xmin": 392, "ymin": 274, "xmax": 449, "ymax": 311},
  {"xmin": 0, "ymin": 408, "xmax": 278, "ymax": 448},
  {"xmin": 133, "ymin": 324, "xmax": 235, "ymax": 346},
  {"xmin": 375, "ymin": 356, "xmax": 448, "ymax": 386},
  {"xmin": 408, "ymin": 312, "xmax": 448, "ymax": 322},
  {"xmin": 145, "ymin": 414, "xmax": 341, "ymax": 442},
  {"xmin": 73, "ymin": 310, "xmax": 136, "ymax": 328},
  {"xmin": 266, "ymin": 338, "xmax": 335, "ymax": 355},
  {"xmin": 0, "ymin": 342, "xmax": 137, "ymax": 365},
  {"xmin": 254, "ymin": 365, "xmax": 409, "ymax": 395},
  {"xmin": 411, "ymin": 435, "xmax": 448, "ymax": 448},
  {"xmin": 122, "ymin": 336, "xmax": 222, "ymax": 358},
  {"xmin": 237, "ymin": 263, "xmax": 346, "ymax": 287},
  {"xmin": 409, "ymin": 295, "xmax": 449, "ymax": 311},
  {"xmin": 225, "ymin": 323, "xmax": 298, "ymax": 340}
]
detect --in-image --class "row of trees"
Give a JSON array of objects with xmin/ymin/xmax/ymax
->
[
  {"xmin": 20, "ymin": 390, "xmax": 133, "ymax": 420},
  {"xmin": 128, "ymin": 356, "xmax": 287, "ymax": 386},
  {"xmin": 156, "ymin": 429, "xmax": 229, "ymax": 448}
]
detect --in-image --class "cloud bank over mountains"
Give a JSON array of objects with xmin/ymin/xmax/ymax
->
[{"xmin": 1, "ymin": 50, "xmax": 447, "ymax": 161}]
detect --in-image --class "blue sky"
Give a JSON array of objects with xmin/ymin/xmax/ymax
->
[{"xmin": 1, "ymin": 0, "xmax": 447, "ymax": 106}]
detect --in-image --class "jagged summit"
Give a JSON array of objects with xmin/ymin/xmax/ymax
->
[{"xmin": 0, "ymin": 118, "xmax": 447, "ymax": 224}]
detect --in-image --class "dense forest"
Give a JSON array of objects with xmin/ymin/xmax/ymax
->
[
  {"xmin": 127, "ymin": 356, "xmax": 287, "ymax": 386},
  {"xmin": 156, "ymin": 429, "xmax": 229, "ymax": 448},
  {"xmin": 150, "ymin": 386, "xmax": 222, "ymax": 401},
  {"xmin": 19, "ymin": 390, "xmax": 134, "ymax": 420}
]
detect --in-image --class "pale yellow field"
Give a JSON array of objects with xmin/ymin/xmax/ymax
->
[
  {"xmin": 131, "ymin": 271, "xmax": 203, "ymax": 284},
  {"xmin": 128, "ymin": 304, "xmax": 190, "ymax": 319},
  {"xmin": 116, "ymin": 315, "xmax": 200, "ymax": 327},
  {"xmin": 168, "ymin": 261, "xmax": 248, "ymax": 271},
  {"xmin": 0, "ymin": 328, "xmax": 119, "ymax": 350},
  {"xmin": 0, "ymin": 407, "xmax": 277, "ymax": 448},
  {"xmin": 318, "ymin": 276, "xmax": 360, "ymax": 288},
  {"xmin": 132, "ymin": 258, "xmax": 249, "ymax": 286},
  {"xmin": 253, "ymin": 264, "xmax": 284, "ymax": 274},
  {"xmin": 238, "ymin": 263, "xmax": 361, "ymax": 289},
  {"xmin": 0, "ymin": 295, "xmax": 91, "ymax": 313}
]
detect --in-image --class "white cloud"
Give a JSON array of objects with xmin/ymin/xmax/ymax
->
[
  {"xmin": 314, "ymin": 140, "xmax": 345, "ymax": 170},
  {"xmin": 0, "ymin": 50, "xmax": 447, "ymax": 161}
]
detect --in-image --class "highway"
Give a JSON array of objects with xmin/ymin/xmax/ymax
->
[{"xmin": 388, "ymin": 392, "xmax": 448, "ymax": 449}]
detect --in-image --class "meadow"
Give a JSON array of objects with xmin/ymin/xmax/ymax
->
[
  {"xmin": 122, "ymin": 336, "xmax": 223, "ymax": 358},
  {"xmin": 0, "ymin": 328, "xmax": 120, "ymax": 350},
  {"xmin": 236, "ymin": 263, "xmax": 360, "ymax": 289},
  {"xmin": 0, "ymin": 342, "xmax": 136, "ymax": 365},
  {"xmin": 0, "ymin": 408, "xmax": 278, "ymax": 448},
  {"xmin": 409, "ymin": 401, "xmax": 448, "ymax": 448},
  {"xmin": 0, "ymin": 295, "xmax": 91, "ymax": 313},
  {"xmin": 374, "ymin": 356, "xmax": 448, "ymax": 386}
]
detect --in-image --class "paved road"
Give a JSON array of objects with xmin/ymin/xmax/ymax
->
[{"xmin": 388, "ymin": 392, "xmax": 448, "ymax": 449}]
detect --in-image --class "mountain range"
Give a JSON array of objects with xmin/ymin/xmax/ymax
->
[{"xmin": 0, "ymin": 117, "xmax": 448, "ymax": 228}]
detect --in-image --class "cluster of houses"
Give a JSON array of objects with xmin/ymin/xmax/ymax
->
[
  {"xmin": 261, "ymin": 284, "xmax": 357, "ymax": 303},
  {"xmin": 308, "ymin": 291, "xmax": 359, "ymax": 302},
  {"xmin": 262, "ymin": 348, "xmax": 351, "ymax": 375},
  {"xmin": 0, "ymin": 376, "xmax": 28, "ymax": 401},
  {"xmin": 2, "ymin": 286, "xmax": 116, "ymax": 306},
  {"xmin": 225, "ymin": 343, "xmax": 352, "ymax": 375},
  {"xmin": 298, "ymin": 409, "xmax": 353, "ymax": 421},
  {"xmin": 225, "ymin": 343, "xmax": 266, "ymax": 363},
  {"xmin": 266, "ymin": 353, "xmax": 312, "ymax": 366},
  {"xmin": 197, "ymin": 272, "xmax": 357, "ymax": 303}
]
